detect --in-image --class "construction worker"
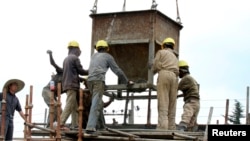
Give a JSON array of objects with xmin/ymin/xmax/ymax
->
[
  {"xmin": 177, "ymin": 60, "xmax": 200, "ymax": 131},
  {"xmin": 60, "ymin": 40, "xmax": 88, "ymax": 130},
  {"xmin": 81, "ymin": 80, "xmax": 115, "ymax": 129},
  {"xmin": 42, "ymin": 50, "xmax": 63, "ymax": 128},
  {"xmin": 85, "ymin": 40, "xmax": 133, "ymax": 136},
  {"xmin": 152, "ymin": 37, "xmax": 179, "ymax": 130},
  {"xmin": 0, "ymin": 79, "xmax": 26, "ymax": 140}
]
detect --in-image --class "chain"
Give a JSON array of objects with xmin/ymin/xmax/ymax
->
[
  {"xmin": 91, "ymin": 0, "xmax": 98, "ymax": 14},
  {"xmin": 151, "ymin": 0, "xmax": 158, "ymax": 10},
  {"xmin": 176, "ymin": 0, "xmax": 182, "ymax": 24},
  {"xmin": 123, "ymin": 0, "xmax": 126, "ymax": 11}
]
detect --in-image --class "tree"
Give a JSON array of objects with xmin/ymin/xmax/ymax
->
[{"xmin": 228, "ymin": 100, "xmax": 244, "ymax": 124}]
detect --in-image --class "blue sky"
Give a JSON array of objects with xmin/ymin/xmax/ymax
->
[{"xmin": 0, "ymin": 0, "xmax": 250, "ymax": 137}]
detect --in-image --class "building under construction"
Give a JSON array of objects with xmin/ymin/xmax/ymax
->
[{"xmin": 0, "ymin": 1, "xmax": 211, "ymax": 141}]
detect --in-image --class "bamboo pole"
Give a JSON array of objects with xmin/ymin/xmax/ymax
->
[
  {"xmin": 49, "ymin": 89, "xmax": 55, "ymax": 138},
  {"xmin": 106, "ymin": 127, "xmax": 140, "ymax": 138},
  {"xmin": 0, "ymin": 88, "xmax": 7, "ymax": 141},
  {"xmin": 172, "ymin": 132, "xmax": 198, "ymax": 140},
  {"xmin": 82, "ymin": 133, "xmax": 176, "ymax": 141},
  {"xmin": 25, "ymin": 139, "xmax": 57, "ymax": 141},
  {"xmin": 24, "ymin": 122, "xmax": 56, "ymax": 133},
  {"xmin": 56, "ymin": 83, "xmax": 62, "ymax": 141},
  {"xmin": 78, "ymin": 88, "xmax": 84, "ymax": 141},
  {"xmin": 24, "ymin": 94, "xmax": 29, "ymax": 139},
  {"xmin": 27, "ymin": 85, "xmax": 33, "ymax": 141}
]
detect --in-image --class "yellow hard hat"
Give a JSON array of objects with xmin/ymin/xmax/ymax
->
[
  {"xmin": 95, "ymin": 40, "xmax": 109, "ymax": 51},
  {"xmin": 179, "ymin": 60, "xmax": 189, "ymax": 67},
  {"xmin": 68, "ymin": 40, "xmax": 79, "ymax": 48},
  {"xmin": 162, "ymin": 37, "xmax": 175, "ymax": 47}
]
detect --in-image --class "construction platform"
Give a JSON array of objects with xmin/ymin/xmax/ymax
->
[{"xmin": 29, "ymin": 126, "xmax": 205, "ymax": 141}]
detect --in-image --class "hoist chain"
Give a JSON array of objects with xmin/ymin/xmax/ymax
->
[
  {"xmin": 91, "ymin": 0, "xmax": 98, "ymax": 14},
  {"xmin": 122, "ymin": 0, "xmax": 126, "ymax": 11},
  {"xmin": 151, "ymin": 0, "xmax": 158, "ymax": 10},
  {"xmin": 176, "ymin": 0, "xmax": 182, "ymax": 24}
]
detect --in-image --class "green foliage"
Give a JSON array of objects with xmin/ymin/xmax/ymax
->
[{"xmin": 228, "ymin": 100, "xmax": 244, "ymax": 124}]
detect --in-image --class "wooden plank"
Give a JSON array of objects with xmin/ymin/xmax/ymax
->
[
  {"xmin": 172, "ymin": 132, "xmax": 198, "ymax": 140},
  {"xmin": 106, "ymin": 128, "xmax": 140, "ymax": 138},
  {"xmin": 203, "ymin": 107, "xmax": 213, "ymax": 141}
]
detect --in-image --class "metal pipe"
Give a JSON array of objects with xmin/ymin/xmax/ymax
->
[
  {"xmin": 203, "ymin": 107, "xmax": 213, "ymax": 141},
  {"xmin": 44, "ymin": 108, "xmax": 47, "ymax": 128},
  {"xmin": 246, "ymin": 86, "xmax": 249, "ymax": 124},
  {"xmin": 224, "ymin": 99, "xmax": 229, "ymax": 124},
  {"xmin": 146, "ymin": 88, "xmax": 152, "ymax": 126},
  {"xmin": 123, "ymin": 91, "xmax": 130, "ymax": 124}
]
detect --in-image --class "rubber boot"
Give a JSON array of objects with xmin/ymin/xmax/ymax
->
[
  {"xmin": 191, "ymin": 124, "xmax": 199, "ymax": 132},
  {"xmin": 178, "ymin": 122, "xmax": 188, "ymax": 131}
]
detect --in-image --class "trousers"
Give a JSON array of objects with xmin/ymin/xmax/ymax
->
[
  {"xmin": 60, "ymin": 89, "xmax": 79, "ymax": 127},
  {"xmin": 156, "ymin": 70, "xmax": 178, "ymax": 130}
]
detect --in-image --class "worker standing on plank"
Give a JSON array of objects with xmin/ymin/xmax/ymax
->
[
  {"xmin": 177, "ymin": 60, "xmax": 200, "ymax": 131},
  {"xmin": 85, "ymin": 40, "xmax": 133, "ymax": 136},
  {"xmin": 152, "ymin": 37, "xmax": 179, "ymax": 130},
  {"xmin": 42, "ymin": 50, "xmax": 63, "ymax": 128},
  {"xmin": 60, "ymin": 40, "xmax": 88, "ymax": 130}
]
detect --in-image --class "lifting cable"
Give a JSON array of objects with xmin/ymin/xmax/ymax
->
[
  {"xmin": 91, "ymin": 0, "xmax": 98, "ymax": 14},
  {"xmin": 151, "ymin": 0, "xmax": 158, "ymax": 10},
  {"xmin": 176, "ymin": 0, "xmax": 182, "ymax": 24},
  {"xmin": 122, "ymin": 0, "xmax": 126, "ymax": 11}
]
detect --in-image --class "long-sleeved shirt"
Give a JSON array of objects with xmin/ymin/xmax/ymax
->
[
  {"xmin": 0, "ymin": 92, "xmax": 22, "ymax": 117},
  {"xmin": 178, "ymin": 74, "xmax": 200, "ymax": 101},
  {"xmin": 152, "ymin": 48, "xmax": 179, "ymax": 76},
  {"xmin": 88, "ymin": 52, "xmax": 128, "ymax": 84},
  {"xmin": 62, "ymin": 48, "xmax": 88, "ymax": 92}
]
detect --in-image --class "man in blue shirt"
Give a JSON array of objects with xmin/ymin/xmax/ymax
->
[{"xmin": 0, "ymin": 79, "xmax": 26, "ymax": 140}]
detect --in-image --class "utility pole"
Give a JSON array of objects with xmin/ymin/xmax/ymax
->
[
  {"xmin": 224, "ymin": 99, "xmax": 229, "ymax": 124},
  {"xmin": 246, "ymin": 86, "xmax": 249, "ymax": 124}
]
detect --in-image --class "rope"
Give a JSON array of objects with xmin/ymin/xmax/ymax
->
[
  {"xmin": 151, "ymin": 0, "xmax": 158, "ymax": 10},
  {"xmin": 91, "ymin": 0, "xmax": 98, "ymax": 14},
  {"xmin": 176, "ymin": 0, "xmax": 182, "ymax": 24}
]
